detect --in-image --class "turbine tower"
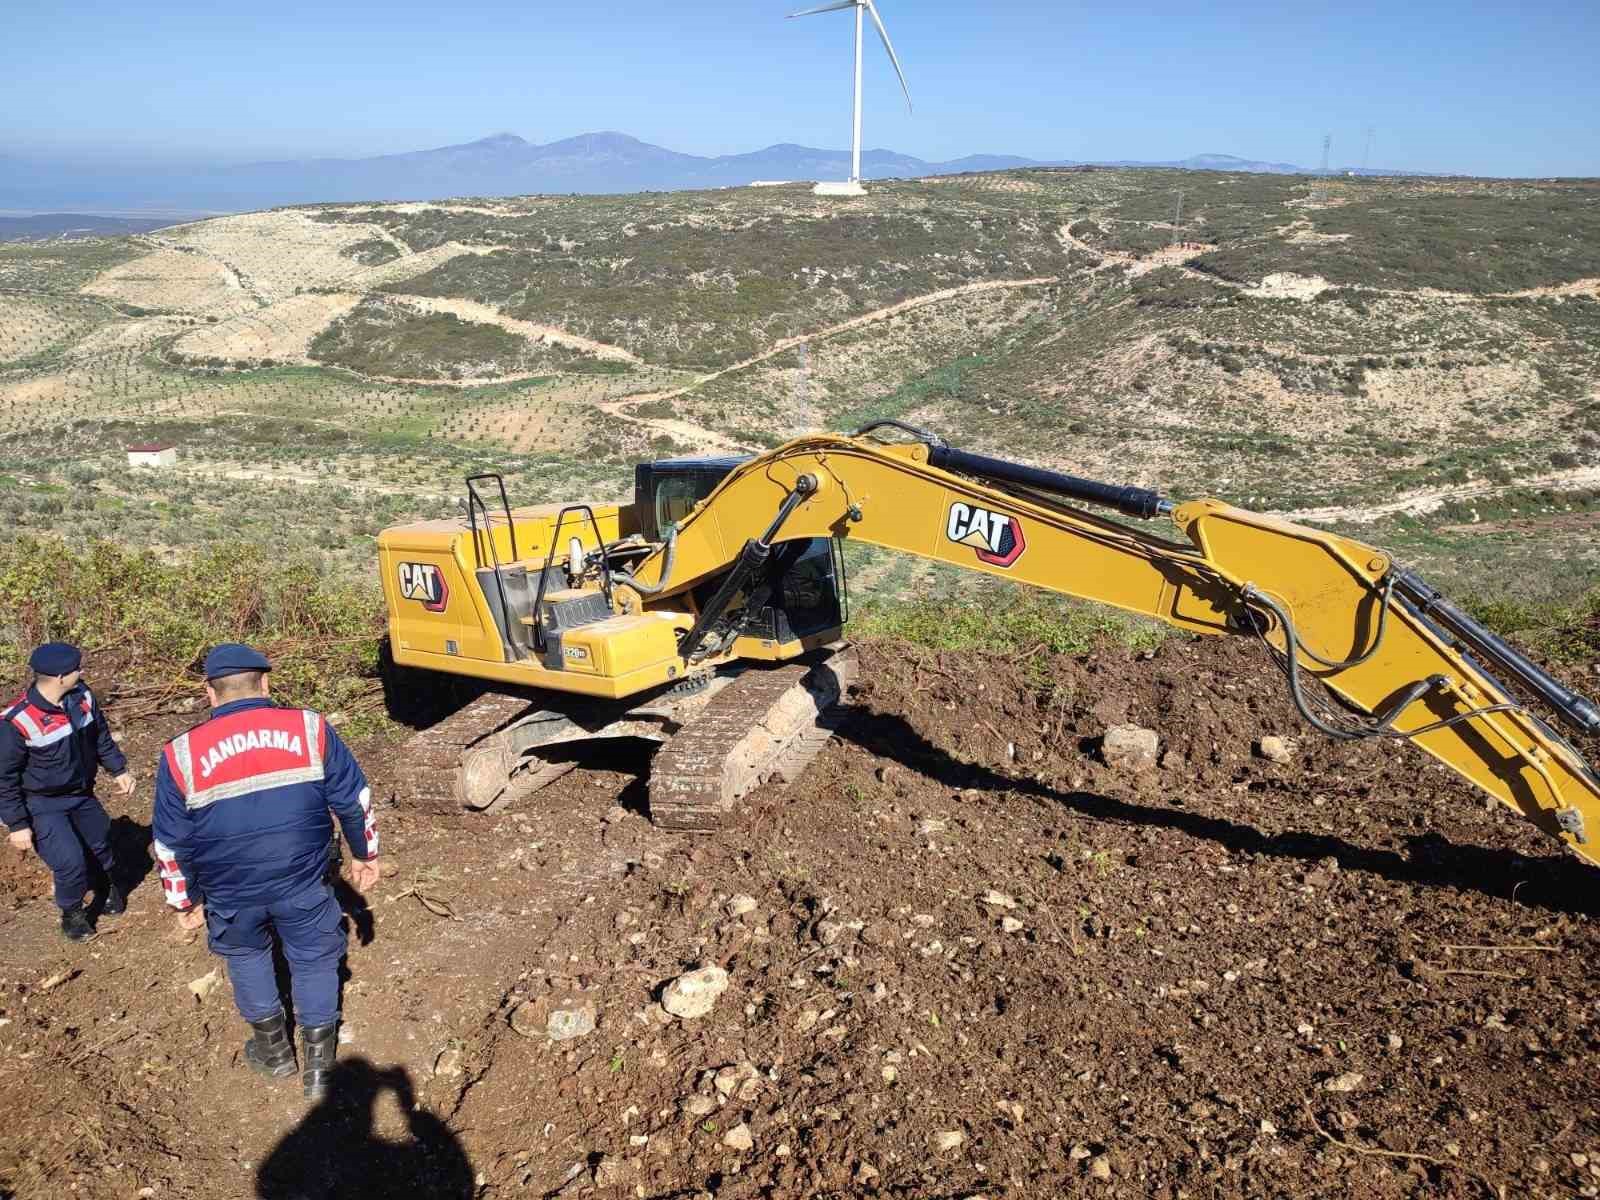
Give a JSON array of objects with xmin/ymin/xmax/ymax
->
[{"xmin": 788, "ymin": 0, "xmax": 912, "ymax": 196}]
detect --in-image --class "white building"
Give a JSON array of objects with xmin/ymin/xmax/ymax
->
[{"xmin": 126, "ymin": 442, "xmax": 178, "ymax": 468}]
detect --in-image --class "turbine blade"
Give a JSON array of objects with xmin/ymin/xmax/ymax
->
[
  {"xmin": 787, "ymin": 0, "xmax": 855, "ymax": 16},
  {"xmin": 864, "ymin": 0, "xmax": 912, "ymax": 113}
]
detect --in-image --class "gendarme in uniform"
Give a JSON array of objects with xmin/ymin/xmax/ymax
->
[
  {"xmin": 1, "ymin": 641, "xmax": 134, "ymax": 943},
  {"xmin": 152, "ymin": 643, "xmax": 381, "ymax": 1099}
]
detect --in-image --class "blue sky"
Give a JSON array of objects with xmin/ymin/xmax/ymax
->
[{"xmin": 5, "ymin": 0, "xmax": 1596, "ymax": 175}]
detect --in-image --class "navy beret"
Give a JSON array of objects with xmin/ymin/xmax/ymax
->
[
  {"xmin": 203, "ymin": 643, "xmax": 272, "ymax": 679},
  {"xmin": 29, "ymin": 642, "xmax": 82, "ymax": 676}
]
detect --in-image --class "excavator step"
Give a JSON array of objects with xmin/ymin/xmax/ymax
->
[{"xmin": 648, "ymin": 645, "xmax": 857, "ymax": 832}]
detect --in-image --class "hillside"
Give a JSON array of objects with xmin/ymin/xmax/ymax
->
[
  {"xmin": 0, "ymin": 132, "xmax": 1428, "ymax": 212},
  {"xmin": 2, "ymin": 168, "xmax": 1599, "ymax": 1200},
  {"xmin": 0, "ymin": 168, "xmax": 1597, "ymax": 594}
]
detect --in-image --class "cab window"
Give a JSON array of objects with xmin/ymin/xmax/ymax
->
[{"xmin": 655, "ymin": 475, "xmax": 713, "ymax": 534}]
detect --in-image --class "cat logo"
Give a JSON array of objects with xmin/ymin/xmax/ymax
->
[
  {"xmin": 397, "ymin": 562, "xmax": 450, "ymax": 612},
  {"xmin": 945, "ymin": 501, "xmax": 1026, "ymax": 568}
]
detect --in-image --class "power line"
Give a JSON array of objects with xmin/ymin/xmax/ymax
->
[{"xmin": 1313, "ymin": 133, "xmax": 1332, "ymax": 201}]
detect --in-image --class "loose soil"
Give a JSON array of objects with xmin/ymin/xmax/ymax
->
[{"xmin": 2, "ymin": 638, "xmax": 1597, "ymax": 1200}]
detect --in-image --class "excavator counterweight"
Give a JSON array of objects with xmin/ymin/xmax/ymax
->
[{"xmin": 377, "ymin": 424, "xmax": 1600, "ymax": 868}]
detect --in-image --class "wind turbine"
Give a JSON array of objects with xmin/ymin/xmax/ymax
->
[{"xmin": 788, "ymin": 0, "xmax": 912, "ymax": 196}]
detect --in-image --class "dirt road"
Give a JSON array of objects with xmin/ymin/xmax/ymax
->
[
  {"xmin": 1277, "ymin": 465, "xmax": 1600, "ymax": 525},
  {"xmin": 600, "ymin": 276, "xmax": 1061, "ymax": 451}
]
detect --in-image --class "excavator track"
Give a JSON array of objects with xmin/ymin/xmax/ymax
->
[
  {"xmin": 399, "ymin": 689, "xmax": 542, "ymax": 811},
  {"xmin": 399, "ymin": 646, "xmax": 856, "ymax": 825},
  {"xmin": 649, "ymin": 645, "xmax": 857, "ymax": 831}
]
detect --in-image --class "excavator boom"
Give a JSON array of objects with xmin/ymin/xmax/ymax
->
[{"xmin": 613, "ymin": 425, "xmax": 1600, "ymax": 864}]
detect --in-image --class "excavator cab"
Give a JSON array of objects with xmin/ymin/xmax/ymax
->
[{"xmin": 634, "ymin": 455, "xmax": 845, "ymax": 653}]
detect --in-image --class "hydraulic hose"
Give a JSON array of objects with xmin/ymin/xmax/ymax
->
[
  {"xmin": 611, "ymin": 528, "xmax": 678, "ymax": 597},
  {"xmin": 1240, "ymin": 585, "xmax": 1527, "ymax": 742},
  {"xmin": 1393, "ymin": 569, "xmax": 1600, "ymax": 737}
]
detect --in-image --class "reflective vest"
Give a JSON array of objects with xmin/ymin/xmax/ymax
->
[{"xmin": 164, "ymin": 706, "xmax": 326, "ymax": 810}]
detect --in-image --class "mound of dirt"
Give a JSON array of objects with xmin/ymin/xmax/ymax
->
[
  {"xmin": 1, "ymin": 637, "xmax": 1597, "ymax": 1199},
  {"xmin": 432, "ymin": 639, "xmax": 1600, "ymax": 1200}
]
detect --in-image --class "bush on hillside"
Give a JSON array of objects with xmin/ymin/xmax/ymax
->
[{"xmin": 0, "ymin": 537, "xmax": 386, "ymax": 729}]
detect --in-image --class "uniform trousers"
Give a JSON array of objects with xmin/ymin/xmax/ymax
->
[
  {"xmin": 29, "ymin": 794, "xmax": 116, "ymax": 910},
  {"xmin": 204, "ymin": 880, "xmax": 346, "ymax": 1027}
]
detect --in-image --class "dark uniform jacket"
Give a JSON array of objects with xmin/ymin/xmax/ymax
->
[
  {"xmin": 0, "ymin": 684, "xmax": 128, "ymax": 831},
  {"xmin": 151, "ymin": 698, "xmax": 376, "ymax": 910}
]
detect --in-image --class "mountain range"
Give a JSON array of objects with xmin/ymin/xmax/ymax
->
[{"xmin": 0, "ymin": 131, "xmax": 1426, "ymax": 219}]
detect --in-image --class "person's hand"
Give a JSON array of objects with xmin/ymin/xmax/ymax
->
[
  {"xmin": 176, "ymin": 904, "xmax": 206, "ymax": 931},
  {"xmin": 112, "ymin": 772, "xmax": 135, "ymax": 796},
  {"xmin": 349, "ymin": 858, "xmax": 381, "ymax": 894},
  {"xmin": 7, "ymin": 829, "xmax": 33, "ymax": 855}
]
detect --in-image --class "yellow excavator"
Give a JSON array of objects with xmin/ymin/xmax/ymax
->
[{"xmin": 377, "ymin": 421, "xmax": 1600, "ymax": 865}]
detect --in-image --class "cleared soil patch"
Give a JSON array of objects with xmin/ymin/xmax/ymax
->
[
  {"xmin": 391, "ymin": 295, "xmax": 639, "ymax": 364},
  {"xmin": 157, "ymin": 212, "xmax": 401, "ymax": 306},
  {"xmin": 172, "ymin": 292, "xmax": 364, "ymax": 364},
  {"xmin": 1280, "ymin": 465, "xmax": 1600, "ymax": 524},
  {"xmin": 1, "ymin": 637, "xmax": 1596, "ymax": 1199},
  {"xmin": 81, "ymin": 249, "xmax": 258, "ymax": 318}
]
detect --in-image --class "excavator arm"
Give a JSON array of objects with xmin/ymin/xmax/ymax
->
[{"xmin": 619, "ymin": 424, "xmax": 1600, "ymax": 866}]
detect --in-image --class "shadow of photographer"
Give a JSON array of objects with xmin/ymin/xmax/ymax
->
[{"xmin": 256, "ymin": 1057, "xmax": 473, "ymax": 1200}]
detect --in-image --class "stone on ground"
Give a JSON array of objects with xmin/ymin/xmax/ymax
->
[
  {"xmin": 661, "ymin": 966, "xmax": 730, "ymax": 1020},
  {"xmin": 1101, "ymin": 725, "xmax": 1159, "ymax": 772}
]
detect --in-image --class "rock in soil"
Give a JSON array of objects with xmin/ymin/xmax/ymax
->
[
  {"xmin": 508, "ymin": 995, "xmax": 597, "ymax": 1042},
  {"xmin": 1323, "ymin": 1071, "xmax": 1366, "ymax": 1093},
  {"xmin": 1101, "ymin": 724, "xmax": 1159, "ymax": 771},
  {"xmin": 546, "ymin": 1001, "xmax": 597, "ymax": 1042},
  {"xmin": 661, "ymin": 966, "xmax": 730, "ymax": 1020},
  {"xmin": 1257, "ymin": 735, "xmax": 1294, "ymax": 763},
  {"xmin": 433, "ymin": 1047, "xmax": 463, "ymax": 1078}
]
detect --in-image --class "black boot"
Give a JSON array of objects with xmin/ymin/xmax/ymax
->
[
  {"xmin": 60, "ymin": 904, "xmax": 95, "ymax": 943},
  {"xmin": 101, "ymin": 881, "xmax": 126, "ymax": 917},
  {"xmin": 300, "ymin": 1022, "xmax": 338, "ymax": 1099},
  {"xmin": 243, "ymin": 1012, "xmax": 297, "ymax": 1079}
]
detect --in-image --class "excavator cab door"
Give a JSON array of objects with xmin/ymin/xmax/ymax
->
[{"xmin": 634, "ymin": 456, "xmax": 844, "ymax": 647}]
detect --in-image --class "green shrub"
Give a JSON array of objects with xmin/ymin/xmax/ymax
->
[
  {"xmin": 338, "ymin": 239, "xmax": 402, "ymax": 266},
  {"xmin": 850, "ymin": 591, "xmax": 1166, "ymax": 656},
  {"xmin": 0, "ymin": 537, "xmax": 387, "ymax": 732},
  {"xmin": 1469, "ymin": 588, "xmax": 1600, "ymax": 666}
]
